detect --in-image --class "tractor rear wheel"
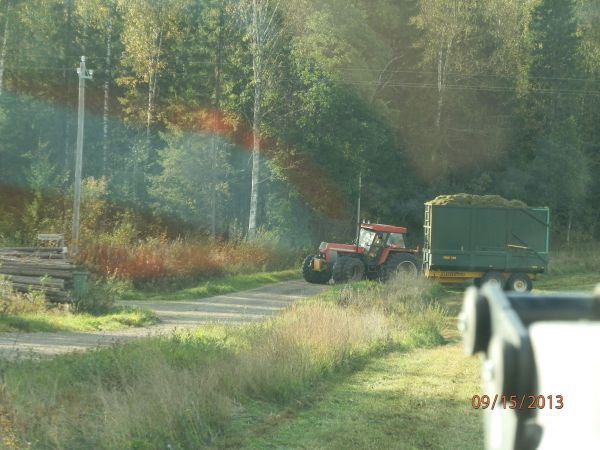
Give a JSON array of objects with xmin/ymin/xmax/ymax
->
[
  {"xmin": 302, "ymin": 255, "xmax": 331, "ymax": 284},
  {"xmin": 380, "ymin": 253, "xmax": 419, "ymax": 282},
  {"xmin": 343, "ymin": 258, "xmax": 366, "ymax": 282}
]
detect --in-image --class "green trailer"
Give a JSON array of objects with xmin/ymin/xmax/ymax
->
[{"xmin": 422, "ymin": 203, "xmax": 550, "ymax": 291}]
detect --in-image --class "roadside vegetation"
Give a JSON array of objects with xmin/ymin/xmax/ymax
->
[
  {"xmin": 0, "ymin": 278, "xmax": 158, "ymax": 333},
  {"xmin": 226, "ymin": 343, "xmax": 482, "ymax": 450},
  {"xmin": 120, "ymin": 269, "xmax": 299, "ymax": 301},
  {"xmin": 78, "ymin": 231, "xmax": 298, "ymax": 287},
  {"xmin": 1, "ymin": 250, "xmax": 598, "ymax": 448},
  {"xmin": 0, "ymin": 276, "xmax": 446, "ymax": 449}
]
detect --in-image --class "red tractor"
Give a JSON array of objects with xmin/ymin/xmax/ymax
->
[{"xmin": 302, "ymin": 223, "xmax": 420, "ymax": 284}]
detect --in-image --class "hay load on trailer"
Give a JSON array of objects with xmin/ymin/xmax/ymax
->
[
  {"xmin": 428, "ymin": 193, "xmax": 528, "ymax": 208},
  {"xmin": 423, "ymin": 195, "xmax": 550, "ymax": 291}
]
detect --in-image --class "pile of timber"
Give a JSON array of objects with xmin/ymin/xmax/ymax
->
[{"xmin": 0, "ymin": 248, "xmax": 76, "ymax": 302}]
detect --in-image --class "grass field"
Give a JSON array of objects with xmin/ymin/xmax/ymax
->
[
  {"xmin": 0, "ymin": 276, "xmax": 446, "ymax": 449},
  {"xmin": 221, "ymin": 343, "xmax": 482, "ymax": 450},
  {"xmin": 1, "ymin": 256, "xmax": 598, "ymax": 449}
]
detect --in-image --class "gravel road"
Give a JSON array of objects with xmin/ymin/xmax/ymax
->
[{"xmin": 0, "ymin": 280, "xmax": 329, "ymax": 359}]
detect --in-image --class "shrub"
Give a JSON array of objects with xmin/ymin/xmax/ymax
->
[
  {"xmin": 77, "ymin": 237, "xmax": 298, "ymax": 287},
  {"xmin": 73, "ymin": 276, "xmax": 129, "ymax": 315},
  {"xmin": 0, "ymin": 276, "xmax": 46, "ymax": 316}
]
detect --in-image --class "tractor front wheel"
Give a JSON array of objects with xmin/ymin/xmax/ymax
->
[{"xmin": 302, "ymin": 255, "xmax": 331, "ymax": 284}]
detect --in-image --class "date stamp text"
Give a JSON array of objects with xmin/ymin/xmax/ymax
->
[{"xmin": 471, "ymin": 394, "xmax": 564, "ymax": 410}]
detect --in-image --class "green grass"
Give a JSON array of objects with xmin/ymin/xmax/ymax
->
[
  {"xmin": 3, "ymin": 265, "xmax": 596, "ymax": 449},
  {"xmin": 120, "ymin": 269, "xmax": 300, "ymax": 301},
  {"xmin": 0, "ymin": 307, "xmax": 159, "ymax": 333},
  {"xmin": 219, "ymin": 343, "xmax": 482, "ymax": 450},
  {"xmin": 534, "ymin": 272, "xmax": 599, "ymax": 292},
  {"xmin": 0, "ymin": 277, "xmax": 447, "ymax": 449}
]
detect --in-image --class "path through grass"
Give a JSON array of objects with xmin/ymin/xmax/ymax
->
[{"xmin": 217, "ymin": 342, "xmax": 482, "ymax": 450}]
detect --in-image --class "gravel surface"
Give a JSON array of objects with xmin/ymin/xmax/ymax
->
[{"xmin": 0, "ymin": 280, "xmax": 329, "ymax": 359}]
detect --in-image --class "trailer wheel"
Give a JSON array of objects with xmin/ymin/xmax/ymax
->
[
  {"xmin": 343, "ymin": 258, "xmax": 366, "ymax": 282},
  {"xmin": 302, "ymin": 255, "xmax": 331, "ymax": 284},
  {"xmin": 481, "ymin": 271, "xmax": 505, "ymax": 289},
  {"xmin": 506, "ymin": 273, "xmax": 532, "ymax": 292}
]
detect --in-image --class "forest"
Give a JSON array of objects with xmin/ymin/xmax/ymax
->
[{"xmin": 0, "ymin": 0, "xmax": 598, "ymax": 250}]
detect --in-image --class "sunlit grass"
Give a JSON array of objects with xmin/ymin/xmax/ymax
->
[
  {"xmin": 226, "ymin": 344, "xmax": 482, "ymax": 450},
  {"xmin": 0, "ymin": 307, "xmax": 158, "ymax": 333},
  {"xmin": 0, "ymin": 277, "xmax": 447, "ymax": 449}
]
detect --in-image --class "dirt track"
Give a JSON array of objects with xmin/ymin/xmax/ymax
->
[{"xmin": 0, "ymin": 280, "xmax": 329, "ymax": 359}]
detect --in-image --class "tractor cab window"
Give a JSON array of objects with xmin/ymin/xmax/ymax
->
[
  {"xmin": 358, "ymin": 229, "xmax": 376, "ymax": 248},
  {"xmin": 388, "ymin": 233, "xmax": 406, "ymax": 248}
]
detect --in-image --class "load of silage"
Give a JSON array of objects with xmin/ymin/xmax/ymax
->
[{"xmin": 428, "ymin": 194, "xmax": 528, "ymax": 208}]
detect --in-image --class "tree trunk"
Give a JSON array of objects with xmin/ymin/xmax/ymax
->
[
  {"xmin": 63, "ymin": 0, "xmax": 74, "ymax": 176},
  {"xmin": 248, "ymin": 0, "xmax": 263, "ymax": 240},
  {"xmin": 102, "ymin": 18, "xmax": 113, "ymax": 177},
  {"xmin": 435, "ymin": 37, "xmax": 453, "ymax": 131},
  {"xmin": 146, "ymin": 30, "xmax": 162, "ymax": 142},
  {"xmin": 566, "ymin": 209, "xmax": 572, "ymax": 245},
  {"xmin": 210, "ymin": 5, "xmax": 225, "ymax": 236},
  {"xmin": 436, "ymin": 48, "xmax": 443, "ymax": 131},
  {"xmin": 0, "ymin": 2, "xmax": 10, "ymax": 97}
]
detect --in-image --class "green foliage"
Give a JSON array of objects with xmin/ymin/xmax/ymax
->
[
  {"xmin": 149, "ymin": 131, "xmax": 231, "ymax": 229},
  {"xmin": 0, "ymin": 0, "xmax": 600, "ymax": 251}
]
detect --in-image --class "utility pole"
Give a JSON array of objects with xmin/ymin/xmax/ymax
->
[
  {"xmin": 71, "ymin": 56, "xmax": 93, "ymax": 256},
  {"xmin": 355, "ymin": 171, "xmax": 362, "ymax": 249}
]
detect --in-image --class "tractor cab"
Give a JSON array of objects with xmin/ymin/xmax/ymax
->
[
  {"xmin": 358, "ymin": 223, "xmax": 408, "ymax": 269},
  {"xmin": 358, "ymin": 223, "xmax": 407, "ymax": 250}
]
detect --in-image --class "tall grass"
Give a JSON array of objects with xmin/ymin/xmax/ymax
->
[
  {"xmin": 0, "ymin": 278, "xmax": 446, "ymax": 449},
  {"xmin": 78, "ymin": 237, "xmax": 297, "ymax": 287},
  {"xmin": 549, "ymin": 242, "xmax": 600, "ymax": 275}
]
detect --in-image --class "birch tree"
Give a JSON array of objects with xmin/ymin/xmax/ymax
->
[
  {"xmin": 117, "ymin": 0, "xmax": 186, "ymax": 139},
  {"xmin": 76, "ymin": 0, "xmax": 119, "ymax": 177},
  {"xmin": 411, "ymin": 0, "xmax": 477, "ymax": 132},
  {"xmin": 116, "ymin": 0, "xmax": 186, "ymax": 201},
  {"xmin": 243, "ymin": 0, "xmax": 282, "ymax": 239},
  {"xmin": 0, "ymin": 0, "xmax": 10, "ymax": 96}
]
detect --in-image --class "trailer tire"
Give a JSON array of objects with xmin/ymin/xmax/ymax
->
[
  {"xmin": 380, "ymin": 253, "xmax": 419, "ymax": 282},
  {"xmin": 343, "ymin": 257, "xmax": 366, "ymax": 282},
  {"xmin": 481, "ymin": 271, "xmax": 505, "ymax": 290},
  {"xmin": 302, "ymin": 255, "xmax": 331, "ymax": 284},
  {"xmin": 506, "ymin": 273, "xmax": 532, "ymax": 292}
]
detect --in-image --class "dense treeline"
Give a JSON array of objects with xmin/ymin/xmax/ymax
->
[{"xmin": 0, "ymin": 0, "xmax": 598, "ymax": 248}]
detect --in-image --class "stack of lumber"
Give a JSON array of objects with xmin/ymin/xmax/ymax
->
[
  {"xmin": 0, "ymin": 248, "xmax": 75, "ymax": 302},
  {"xmin": 429, "ymin": 194, "xmax": 528, "ymax": 208}
]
